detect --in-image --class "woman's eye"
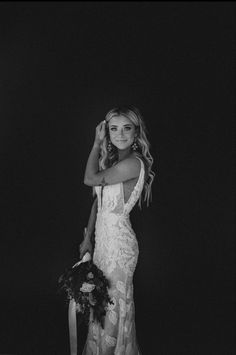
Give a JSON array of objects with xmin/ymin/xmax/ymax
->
[{"xmin": 110, "ymin": 126, "xmax": 132, "ymax": 132}]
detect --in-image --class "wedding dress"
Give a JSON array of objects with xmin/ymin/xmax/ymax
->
[{"xmin": 82, "ymin": 156, "xmax": 144, "ymax": 355}]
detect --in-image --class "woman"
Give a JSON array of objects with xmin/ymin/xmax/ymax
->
[{"xmin": 80, "ymin": 106, "xmax": 155, "ymax": 354}]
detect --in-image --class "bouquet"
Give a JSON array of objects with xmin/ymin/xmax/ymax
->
[{"xmin": 58, "ymin": 252, "xmax": 113, "ymax": 328}]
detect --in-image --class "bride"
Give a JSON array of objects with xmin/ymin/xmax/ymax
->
[{"xmin": 80, "ymin": 106, "xmax": 155, "ymax": 354}]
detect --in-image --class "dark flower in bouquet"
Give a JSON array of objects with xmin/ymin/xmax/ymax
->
[{"xmin": 58, "ymin": 253, "xmax": 113, "ymax": 328}]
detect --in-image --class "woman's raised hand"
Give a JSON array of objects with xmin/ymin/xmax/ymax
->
[{"xmin": 94, "ymin": 120, "xmax": 106, "ymax": 147}]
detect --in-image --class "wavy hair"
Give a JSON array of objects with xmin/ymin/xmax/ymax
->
[{"xmin": 92, "ymin": 106, "xmax": 155, "ymax": 208}]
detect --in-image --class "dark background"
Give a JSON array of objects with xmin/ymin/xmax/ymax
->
[{"xmin": 0, "ymin": 2, "xmax": 235, "ymax": 354}]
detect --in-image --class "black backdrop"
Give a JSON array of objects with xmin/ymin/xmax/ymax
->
[{"xmin": 0, "ymin": 2, "xmax": 234, "ymax": 355}]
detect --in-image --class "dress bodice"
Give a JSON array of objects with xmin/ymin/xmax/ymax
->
[{"xmin": 94, "ymin": 157, "xmax": 145, "ymax": 217}]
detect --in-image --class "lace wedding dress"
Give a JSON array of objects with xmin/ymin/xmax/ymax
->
[{"xmin": 82, "ymin": 156, "xmax": 144, "ymax": 355}]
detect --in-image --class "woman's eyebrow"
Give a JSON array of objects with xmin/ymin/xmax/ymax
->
[{"xmin": 110, "ymin": 124, "xmax": 132, "ymax": 127}]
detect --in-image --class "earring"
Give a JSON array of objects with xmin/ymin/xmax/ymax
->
[
  {"xmin": 131, "ymin": 138, "xmax": 138, "ymax": 151},
  {"xmin": 107, "ymin": 140, "xmax": 112, "ymax": 152}
]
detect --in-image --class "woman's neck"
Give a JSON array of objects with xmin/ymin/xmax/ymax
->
[{"xmin": 118, "ymin": 148, "xmax": 135, "ymax": 162}]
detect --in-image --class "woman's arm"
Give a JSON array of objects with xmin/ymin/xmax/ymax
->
[
  {"xmin": 79, "ymin": 197, "xmax": 98, "ymax": 258},
  {"xmin": 84, "ymin": 196, "xmax": 98, "ymax": 241},
  {"xmin": 84, "ymin": 143, "xmax": 141, "ymax": 187},
  {"xmin": 84, "ymin": 120, "xmax": 141, "ymax": 187}
]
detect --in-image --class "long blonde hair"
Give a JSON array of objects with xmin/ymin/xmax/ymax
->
[{"xmin": 92, "ymin": 106, "xmax": 155, "ymax": 208}]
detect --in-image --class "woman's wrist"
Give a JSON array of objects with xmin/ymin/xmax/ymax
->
[
  {"xmin": 84, "ymin": 231, "xmax": 92, "ymax": 241},
  {"xmin": 93, "ymin": 141, "xmax": 101, "ymax": 149}
]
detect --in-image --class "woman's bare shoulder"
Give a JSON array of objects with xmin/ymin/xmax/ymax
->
[
  {"xmin": 118, "ymin": 154, "xmax": 141, "ymax": 171},
  {"xmin": 128, "ymin": 153, "xmax": 144, "ymax": 166}
]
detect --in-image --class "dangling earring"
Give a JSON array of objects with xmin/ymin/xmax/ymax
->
[
  {"xmin": 131, "ymin": 138, "xmax": 138, "ymax": 151},
  {"xmin": 107, "ymin": 139, "xmax": 112, "ymax": 152}
]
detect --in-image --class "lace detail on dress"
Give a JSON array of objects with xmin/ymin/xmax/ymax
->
[{"xmin": 83, "ymin": 157, "xmax": 144, "ymax": 355}]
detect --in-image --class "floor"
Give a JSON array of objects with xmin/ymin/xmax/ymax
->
[{"xmin": 0, "ymin": 293, "xmax": 234, "ymax": 355}]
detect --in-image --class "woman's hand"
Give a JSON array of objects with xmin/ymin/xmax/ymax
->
[
  {"xmin": 94, "ymin": 120, "xmax": 106, "ymax": 147},
  {"xmin": 79, "ymin": 227, "xmax": 93, "ymax": 259}
]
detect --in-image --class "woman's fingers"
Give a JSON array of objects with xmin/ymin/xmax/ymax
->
[
  {"xmin": 95, "ymin": 121, "xmax": 105, "ymax": 141},
  {"xmin": 95, "ymin": 121, "xmax": 106, "ymax": 143},
  {"xmin": 97, "ymin": 120, "xmax": 106, "ymax": 130}
]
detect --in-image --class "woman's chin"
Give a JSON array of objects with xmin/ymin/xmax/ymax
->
[
  {"xmin": 113, "ymin": 142, "xmax": 131, "ymax": 150},
  {"xmin": 116, "ymin": 145, "xmax": 131, "ymax": 151}
]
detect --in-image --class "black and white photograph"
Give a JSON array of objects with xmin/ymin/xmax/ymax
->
[{"xmin": 0, "ymin": 2, "xmax": 235, "ymax": 354}]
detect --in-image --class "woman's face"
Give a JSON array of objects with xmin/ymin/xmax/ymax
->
[{"xmin": 108, "ymin": 115, "xmax": 136, "ymax": 151}]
